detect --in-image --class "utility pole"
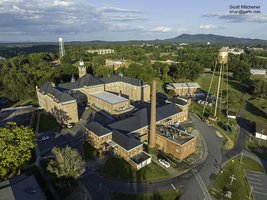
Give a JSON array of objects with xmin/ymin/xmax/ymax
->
[{"xmin": 249, "ymin": 186, "xmax": 253, "ymax": 199}]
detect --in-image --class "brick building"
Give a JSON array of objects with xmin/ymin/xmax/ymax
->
[
  {"xmin": 37, "ymin": 74, "xmax": 150, "ymax": 123},
  {"xmin": 105, "ymin": 59, "xmax": 127, "ymax": 70},
  {"xmin": 108, "ymin": 103, "xmax": 196, "ymax": 161},
  {"xmin": 166, "ymin": 82, "xmax": 200, "ymax": 96},
  {"xmin": 84, "ymin": 122, "xmax": 151, "ymax": 170},
  {"xmin": 36, "ymin": 82, "xmax": 79, "ymax": 124}
]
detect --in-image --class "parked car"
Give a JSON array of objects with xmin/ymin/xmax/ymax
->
[
  {"xmin": 222, "ymin": 124, "xmax": 231, "ymax": 132},
  {"xmin": 38, "ymin": 136, "xmax": 49, "ymax": 142},
  {"xmin": 158, "ymin": 158, "xmax": 170, "ymax": 168},
  {"xmin": 67, "ymin": 123, "xmax": 74, "ymax": 128}
]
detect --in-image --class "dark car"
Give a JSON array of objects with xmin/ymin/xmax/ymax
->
[{"xmin": 222, "ymin": 124, "xmax": 231, "ymax": 132}]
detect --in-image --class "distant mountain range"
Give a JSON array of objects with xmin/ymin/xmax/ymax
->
[
  {"xmin": 1, "ymin": 34, "xmax": 267, "ymax": 46},
  {"xmin": 162, "ymin": 34, "xmax": 267, "ymax": 45}
]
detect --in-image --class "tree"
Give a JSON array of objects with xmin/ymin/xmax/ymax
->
[
  {"xmin": 250, "ymin": 80, "xmax": 267, "ymax": 98},
  {"xmin": 0, "ymin": 122, "xmax": 36, "ymax": 181},
  {"xmin": 47, "ymin": 146, "xmax": 86, "ymax": 185},
  {"xmin": 233, "ymin": 61, "xmax": 251, "ymax": 82}
]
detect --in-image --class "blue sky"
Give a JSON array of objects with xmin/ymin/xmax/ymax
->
[{"xmin": 0, "ymin": 0, "xmax": 266, "ymax": 42}]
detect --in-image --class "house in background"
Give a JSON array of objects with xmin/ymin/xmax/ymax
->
[
  {"xmin": 227, "ymin": 111, "xmax": 237, "ymax": 119},
  {"xmin": 255, "ymin": 123, "xmax": 267, "ymax": 140},
  {"xmin": 250, "ymin": 68, "xmax": 266, "ymax": 75}
]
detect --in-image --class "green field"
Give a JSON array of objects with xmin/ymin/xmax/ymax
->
[
  {"xmin": 197, "ymin": 72, "xmax": 267, "ymax": 124},
  {"xmin": 209, "ymin": 156, "xmax": 264, "ymax": 200},
  {"xmin": 101, "ymin": 157, "xmax": 170, "ymax": 182},
  {"xmin": 110, "ymin": 190, "xmax": 181, "ymax": 200}
]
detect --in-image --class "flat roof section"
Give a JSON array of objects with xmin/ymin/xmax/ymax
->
[{"xmin": 90, "ymin": 91, "xmax": 129, "ymax": 104}]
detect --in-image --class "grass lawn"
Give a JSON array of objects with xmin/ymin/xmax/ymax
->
[
  {"xmin": 101, "ymin": 157, "xmax": 170, "ymax": 182},
  {"xmin": 82, "ymin": 142, "xmax": 98, "ymax": 160},
  {"xmin": 39, "ymin": 114, "xmax": 60, "ymax": 132},
  {"xmin": 110, "ymin": 189, "xmax": 181, "ymax": 200},
  {"xmin": 209, "ymin": 156, "xmax": 264, "ymax": 200},
  {"xmin": 245, "ymin": 139, "xmax": 267, "ymax": 161},
  {"xmin": 246, "ymin": 98, "xmax": 267, "ymax": 124}
]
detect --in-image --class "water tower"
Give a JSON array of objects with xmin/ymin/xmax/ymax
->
[
  {"xmin": 202, "ymin": 47, "xmax": 229, "ymax": 120},
  {"xmin": 59, "ymin": 37, "xmax": 65, "ymax": 58}
]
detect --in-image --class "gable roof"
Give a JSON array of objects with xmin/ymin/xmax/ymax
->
[
  {"xmin": 108, "ymin": 103, "xmax": 181, "ymax": 134},
  {"xmin": 39, "ymin": 82, "xmax": 75, "ymax": 103},
  {"xmin": 112, "ymin": 129, "xmax": 142, "ymax": 151},
  {"xmin": 84, "ymin": 121, "xmax": 112, "ymax": 137},
  {"xmin": 100, "ymin": 75, "xmax": 147, "ymax": 86},
  {"xmin": 57, "ymin": 74, "xmax": 103, "ymax": 90}
]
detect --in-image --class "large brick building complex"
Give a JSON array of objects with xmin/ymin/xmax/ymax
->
[
  {"xmin": 37, "ymin": 74, "xmax": 150, "ymax": 123},
  {"xmin": 37, "ymin": 72, "xmax": 196, "ymax": 170}
]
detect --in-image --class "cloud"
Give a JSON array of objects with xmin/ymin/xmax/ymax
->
[
  {"xmin": 199, "ymin": 24, "xmax": 225, "ymax": 30},
  {"xmin": 203, "ymin": 13, "xmax": 267, "ymax": 23},
  {"xmin": 98, "ymin": 6, "xmax": 141, "ymax": 13},
  {"xmin": 0, "ymin": 0, "xmax": 147, "ymax": 37},
  {"xmin": 150, "ymin": 26, "xmax": 172, "ymax": 33}
]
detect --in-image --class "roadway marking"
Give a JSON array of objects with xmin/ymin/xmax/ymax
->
[
  {"xmin": 247, "ymin": 173, "xmax": 260, "ymax": 177},
  {"xmin": 192, "ymin": 168, "xmax": 212, "ymax": 200},
  {"xmin": 171, "ymin": 184, "xmax": 177, "ymax": 191},
  {"xmin": 247, "ymin": 176, "xmax": 261, "ymax": 181},
  {"xmin": 253, "ymin": 191, "xmax": 267, "ymax": 195},
  {"xmin": 248, "ymin": 181, "xmax": 263, "ymax": 185},
  {"xmin": 252, "ymin": 186, "xmax": 266, "ymax": 191}
]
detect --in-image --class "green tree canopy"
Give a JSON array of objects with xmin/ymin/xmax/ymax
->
[
  {"xmin": 233, "ymin": 61, "xmax": 251, "ymax": 82},
  {"xmin": 0, "ymin": 122, "xmax": 36, "ymax": 181},
  {"xmin": 47, "ymin": 146, "xmax": 86, "ymax": 181}
]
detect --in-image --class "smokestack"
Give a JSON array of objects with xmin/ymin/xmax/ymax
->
[{"xmin": 149, "ymin": 80, "xmax": 156, "ymax": 149}]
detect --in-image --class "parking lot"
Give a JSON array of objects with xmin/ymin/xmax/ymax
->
[{"xmin": 246, "ymin": 170, "xmax": 267, "ymax": 200}]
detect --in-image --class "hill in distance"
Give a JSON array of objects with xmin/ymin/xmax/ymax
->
[{"xmin": 163, "ymin": 34, "xmax": 267, "ymax": 45}]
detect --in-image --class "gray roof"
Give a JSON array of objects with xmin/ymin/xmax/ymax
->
[
  {"xmin": 168, "ymin": 97, "xmax": 187, "ymax": 106},
  {"xmin": 39, "ymin": 82, "xmax": 75, "ymax": 103},
  {"xmin": 57, "ymin": 74, "xmax": 148, "ymax": 91},
  {"xmin": 100, "ymin": 75, "xmax": 147, "ymax": 86},
  {"xmin": 57, "ymin": 74, "xmax": 103, "ymax": 91},
  {"xmin": 112, "ymin": 130, "xmax": 142, "ymax": 151},
  {"xmin": 108, "ymin": 103, "xmax": 181, "ymax": 134},
  {"xmin": 0, "ymin": 174, "xmax": 45, "ymax": 200},
  {"xmin": 90, "ymin": 91, "xmax": 129, "ymax": 104},
  {"xmin": 84, "ymin": 121, "xmax": 112, "ymax": 137}
]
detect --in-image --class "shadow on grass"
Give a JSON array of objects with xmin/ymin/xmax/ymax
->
[
  {"xmin": 224, "ymin": 74, "xmax": 250, "ymax": 94},
  {"xmin": 236, "ymin": 116, "xmax": 255, "ymax": 133},
  {"xmin": 246, "ymin": 101, "xmax": 267, "ymax": 119}
]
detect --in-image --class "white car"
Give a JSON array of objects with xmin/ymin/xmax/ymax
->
[
  {"xmin": 158, "ymin": 158, "xmax": 170, "ymax": 168},
  {"xmin": 67, "ymin": 124, "xmax": 73, "ymax": 128},
  {"xmin": 38, "ymin": 136, "xmax": 49, "ymax": 142}
]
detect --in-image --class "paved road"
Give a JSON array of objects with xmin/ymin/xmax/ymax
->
[
  {"xmin": 222, "ymin": 109, "xmax": 248, "ymax": 163},
  {"xmin": 80, "ymin": 113, "xmax": 225, "ymax": 200}
]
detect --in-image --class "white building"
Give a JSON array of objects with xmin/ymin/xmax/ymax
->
[
  {"xmin": 255, "ymin": 123, "xmax": 267, "ymax": 140},
  {"xmin": 87, "ymin": 49, "xmax": 115, "ymax": 55},
  {"xmin": 228, "ymin": 48, "xmax": 244, "ymax": 55},
  {"xmin": 250, "ymin": 68, "xmax": 266, "ymax": 75}
]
